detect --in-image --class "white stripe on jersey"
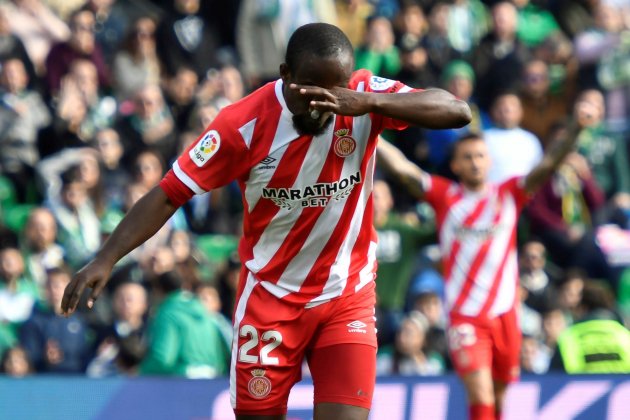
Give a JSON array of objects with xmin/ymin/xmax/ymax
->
[
  {"xmin": 230, "ymin": 273, "xmax": 257, "ymax": 408},
  {"xmin": 356, "ymin": 240, "xmax": 378, "ymax": 292},
  {"xmin": 173, "ymin": 160, "xmax": 205, "ymax": 194},
  {"xmin": 246, "ymin": 116, "xmax": 336, "ymax": 277},
  {"xmin": 459, "ymin": 194, "xmax": 516, "ymax": 316},
  {"xmin": 315, "ymin": 150, "xmax": 375, "ymax": 303},
  {"xmin": 243, "ymin": 113, "xmax": 295, "ymax": 212},
  {"xmin": 277, "ymin": 114, "xmax": 373, "ymax": 294},
  {"xmin": 238, "ymin": 118, "xmax": 257, "ymax": 149}
]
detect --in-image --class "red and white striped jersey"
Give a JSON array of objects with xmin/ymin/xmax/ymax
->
[
  {"xmin": 422, "ymin": 175, "xmax": 530, "ymax": 319},
  {"xmin": 160, "ymin": 70, "xmax": 417, "ymax": 306}
]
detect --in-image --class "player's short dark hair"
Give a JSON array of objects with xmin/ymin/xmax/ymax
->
[
  {"xmin": 450, "ymin": 132, "xmax": 484, "ymax": 160},
  {"xmin": 285, "ymin": 23, "xmax": 353, "ymax": 72}
]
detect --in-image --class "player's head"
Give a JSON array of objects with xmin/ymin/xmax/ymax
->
[
  {"xmin": 450, "ymin": 133, "xmax": 491, "ymax": 189},
  {"xmin": 280, "ymin": 23, "xmax": 354, "ymax": 136}
]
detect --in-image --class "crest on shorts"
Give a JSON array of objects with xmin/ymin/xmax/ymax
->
[
  {"xmin": 248, "ymin": 369, "xmax": 272, "ymax": 399},
  {"xmin": 334, "ymin": 129, "xmax": 356, "ymax": 158}
]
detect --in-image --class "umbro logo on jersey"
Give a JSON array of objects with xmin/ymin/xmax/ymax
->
[
  {"xmin": 347, "ymin": 320, "xmax": 367, "ymax": 333},
  {"xmin": 257, "ymin": 156, "xmax": 276, "ymax": 170}
]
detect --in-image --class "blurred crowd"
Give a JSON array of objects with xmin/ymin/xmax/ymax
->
[{"xmin": 1, "ymin": 0, "xmax": 630, "ymax": 379}]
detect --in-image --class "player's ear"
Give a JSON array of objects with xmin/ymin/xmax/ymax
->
[{"xmin": 279, "ymin": 63, "xmax": 290, "ymax": 82}]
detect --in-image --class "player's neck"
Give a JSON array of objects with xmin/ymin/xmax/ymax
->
[{"xmin": 461, "ymin": 180, "xmax": 488, "ymax": 193}]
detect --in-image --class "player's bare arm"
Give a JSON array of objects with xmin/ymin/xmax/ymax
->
[
  {"xmin": 291, "ymin": 84, "xmax": 472, "ymax": 129},
  {"xmin": 61, "ymin": 186, "xmax": 178, "ymax": 316},
  {"xmin": 376, "ymin": 138, "xmax": 427, "ymax": 199},
  {"xmin": 523, "ymin": 116, "xmax": 585, "ymax": 195}
]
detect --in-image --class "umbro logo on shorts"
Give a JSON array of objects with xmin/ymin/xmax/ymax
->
[{"xmin": 347, "ymin": 320, "xmax": 367, "ymax": 333}]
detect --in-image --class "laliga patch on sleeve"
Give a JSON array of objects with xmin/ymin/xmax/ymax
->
[
  {"xmin": 190, "ymin": 130, "xmax": 221, "ymax": 167},
  {"xmin": 369, "ymin": 76, "xmax": 397, "ymax": 92}
]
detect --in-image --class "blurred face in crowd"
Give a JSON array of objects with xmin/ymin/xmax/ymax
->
[
  {"xmin": 414, "ymin": 292, "xmax": 442, "ymax": 326},
  {"xmin": 542, "ymin": 309, "xmax": 566, "ymax": 346},
  {"xmin": 124, "ymin": 182, "xmax": 149, "ymax": 211},
  {"xmin": 25, "ymin": 209, "xmax": 58, "ymax": 252},
  {"xmin": 134, "ymin": 151, "xmax": 163, "ymax": 188},
  {"xmin": 134, "ymin": 85, "xmax": 164, "ymax": 120},
  {"xmin": 2, "ymin": 347, "xmax": 30, "ymax": 377},
  {"xmin": 168, "ymin": 68, "xmax": 198, "ymax": 105},
  {"xmin": 70, "ymin": 10, "xmax": 96, "ymax": 54},
  {"xmin": 372, "ymin": 180, "xmax": 393, "ymax": 225},
  {"xmin": 62, "ymin": 180, "xmax": 88, "ymax": 211},
  {"xmin": 396, "ymin": 315, "xmax": 427, "ymax": 356},
  {"xmin": 523, "ymin": 60, "xmax": 550, "ymax": 99},
  {"xmin": 195, "ymin": 104, "xmax": 220, "ymax": 131},
  {"xmin": 175, "ymin": 0, "xmax": 200, "ymax": 15},
  {"xmin": 0, "ymin": 248, "xmax": 25, "ymax": 282},
  {"xmin": 46, "ymin": 271, "xmax": 71, "ymax": 313},
  {"xmin": 451, "ymin": 137, "xmax": 491, "ymax": 189},
  {"xmin": 492, "ymin": 2, "xmax": 518, "ymax": 40},
  {"xmin": 520, "ymin": 335, "xmax": 539, "ymax": 372},
  {"xmin": 113, "ymin": 283, "xmax": 148, "ymax": 323},
  {"xmin": 148, "ymin": 246, "xmax": 176, "ymax": 276},
  {"xmin": 397, "ymin": 4, "xmax": 426, "ymax": 37},
  {"xmin": 446, "ymin": 75, "xmax": 473, "ymax": 102},
  {"xmin": 491, "ymin": 94, "xmax": 523, "ymax": 129},
  {"xmin": 78, "ymin": 152, "xmax": 101, "ymax": 189},
  {"xmin": 520, "ymin": 241, "xmax": 546, "ymax": 273},
  {"xmin": 169, "ymin": 230, "xmax": 191, "ymax": 263},
  {"xmin": 558, "ymin": 276, "xmax": 584, "ymax": 311},
  {"xmin": 197, "ymin": 284, "xmax": 222, "ymax": 313},
  {"xmin": 366, "ymin": 17, "xmax": 395, "ymax": 51},
  {"xmin": 220, "ymin": 66, "xmax": 245, "ymax": 104},
  {"xmin": 574, "ymin": 90, "xmax": 604, "ymax": 127},
  {"xmin": 69, "ymin": 59, "xmax": 99, "ymax": 101},
  {"xmin": 133, "ymin": 17, "xmax": 157, "ymax": 54},
  {"xmin": 595, "ymin": 3, "xmax": 623, "ymax": 33},
  {"xmin": 1, "ymin": 58, "xmax": 28, "ymax": 94},
  {"xmin": 428, "ymin": 3, "xmax": 449, "ymax": 36},
  {"xmin": 280, "ymin": 49, "xmax": 353, "ymax": 136},
  {"xmin": 95, "ymin": 129, "xmax": 123, "ymax": 169}
]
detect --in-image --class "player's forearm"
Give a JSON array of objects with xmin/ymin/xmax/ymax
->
[
  {"xmin": 376, "ymin": 138, "xmax": 426, "ymax": 198},
  {"xmin": 95, "ymin": 186, "xmax": 178, "ymax": 266},
  {"xmin": 524, "ymin": 122, "xmax": 581, "ymax": 194},
  {"xmin": 369, "ymin": 89, "xmax": 472, "ymax": 129}
]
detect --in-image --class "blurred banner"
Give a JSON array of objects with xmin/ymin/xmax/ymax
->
[{"xmin": 0, "ymin": 374, "xmax": 629, "ymax": 419}]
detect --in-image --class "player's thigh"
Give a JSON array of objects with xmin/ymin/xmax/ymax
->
[
  {"xmin": 448, "ymin": 318, "xmax": 492, "ymax": 378},
  {"xmin": 491, "ymin": 309, "xmax": 521, "ymax": 384},
  {"xmin": 308, "ymin": 343, "xmax": 376, "ymax": 415},
  {"xmin": 460, "ymin": 368, "xmax": 495, "ymax": 405},
  {"xmin": 231, "ymin": 275, "xmax": 317, "ymax": 416}
]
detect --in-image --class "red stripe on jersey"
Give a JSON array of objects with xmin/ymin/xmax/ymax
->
[
  {"xmin": 451, "ymin": 196, "xmax": 504, "ymax": 314},
  {"xmin": 343, "ymin": 194, "xmax": 377, "ymax": 295}
]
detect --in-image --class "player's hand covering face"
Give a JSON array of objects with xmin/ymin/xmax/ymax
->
[{"xmin": 281, "ymin": 52, "xmax": 356, "ymax": 136}]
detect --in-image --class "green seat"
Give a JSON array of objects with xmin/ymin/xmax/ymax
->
[{"xmin": 196, "ymin": 234, "xmax": 239, "ymax": 264}]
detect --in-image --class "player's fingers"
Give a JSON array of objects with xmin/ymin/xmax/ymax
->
[
  {"xmin": 87, "ymin": 279, "xmax": 106, "ymax": 309},
  {"xmin": 310, "ymin": 100, "xmax": 337, "ymax": 112},
  {"xmin": 66, "ymin": 280, "xmax": 87, "ymax": 315},
  {"xmin": 61, "ymin": 279, "xmax": 78, "ymax": 315},
  {"xmin": 291, "ymin": 84, "xmax": 336, "ymax": 101}
]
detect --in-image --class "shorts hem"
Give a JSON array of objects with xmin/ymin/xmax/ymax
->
[{"xmin": 314, "ymin": 396, "xmax": 372, "ymax": 410}]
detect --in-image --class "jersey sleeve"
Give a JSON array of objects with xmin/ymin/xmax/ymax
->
[
  {"xmin": 501, "ymin": 176, "xmax": 532, "ymax": 211},
  {"xmin": 169, "ymin": 110, "xmax": 251, "ymax": 195},
  {"xmin": 422, "ymin": 175, "xmax": 454, "ymax": 213},
  {"xmin": 353, "ymin": 70, "xmax": 423, "ymax": 131}
]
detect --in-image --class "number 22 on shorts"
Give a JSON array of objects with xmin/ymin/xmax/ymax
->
[{"xmin": 238, "ymin": 325, "xmax": 283, "ymax": 365}]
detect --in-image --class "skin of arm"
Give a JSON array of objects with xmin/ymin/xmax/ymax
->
[
  {"xmin": 376, "ymin": 138, "xmax": 428, "ymax": 199},
  {"xmin": 61, "ymin": 186, "xmax": 178, "ymax": 315},
  {"xmin": 523, "ymin": 121, "xmax": 583, "ymax": 195},
  {"xmin": 293, "ymin": 85, "xmax": 473, "ymax": 129}
]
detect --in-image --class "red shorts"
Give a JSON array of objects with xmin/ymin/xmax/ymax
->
[
  {"xmin": 447, "ymin": 308, "xmax": 521, "ymax": 383},
  {"xmin": 230, "ymin": 272, "xmax": 378, "ymax": 416}
]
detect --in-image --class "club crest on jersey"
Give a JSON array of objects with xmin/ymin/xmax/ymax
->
[
  {"xmin": 190, "ymin": 130, "xmax": 220, "ymax": 167},
  {"xmin": 248, "ymin": 369, "xmax": 272, "ymax": 399},
  {"xmin": 334, "ymin": 129, "xmax": 356, "ymax": 158},
  {"xmin": 369, "ymin": 76, "xmax": 396, "ymax": 91}
]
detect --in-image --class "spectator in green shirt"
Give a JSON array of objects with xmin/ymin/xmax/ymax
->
[
  {"xmin": 355, "ymin": 16, "xmax": 401, "ymax": 79},
  {"xmin": 373, "ymin": 179, "xmax": 435, "ymax": 345},
  {"xmin": 140, "ymin": 270, "xmax": 230, "ymax": 378},
  {"xmin": 513, "ymin": 0, "xmax": 560, "ymax": 48}
]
